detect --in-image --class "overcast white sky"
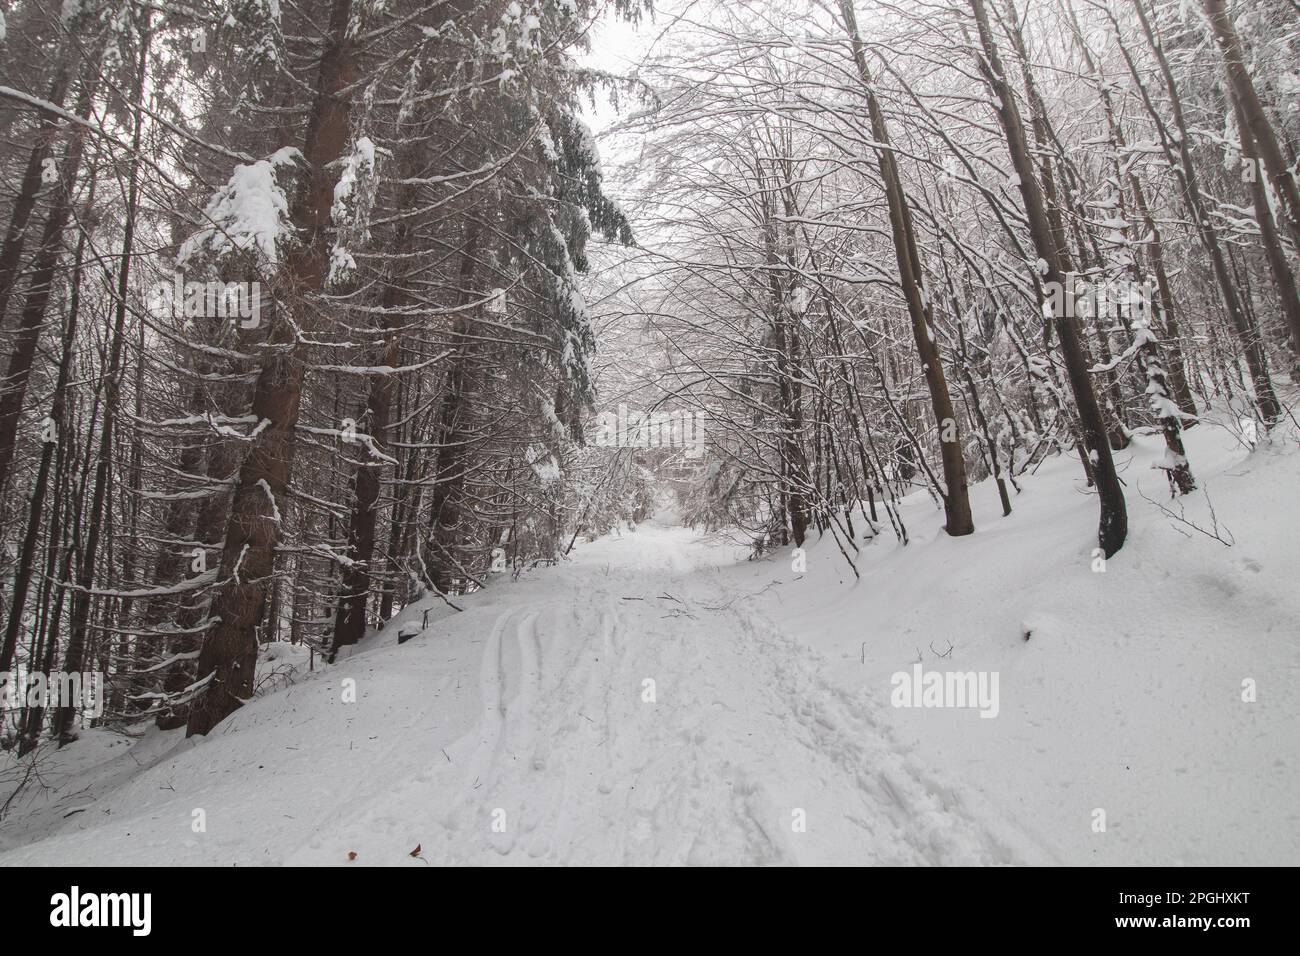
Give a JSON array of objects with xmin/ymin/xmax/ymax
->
[
  {"xmin": 578, "ymin": 7, "xmax": 647, "ymax": 134},
  {"xmin": 578, "ymin": 1, "xmax": 701, "ymax": 135}
]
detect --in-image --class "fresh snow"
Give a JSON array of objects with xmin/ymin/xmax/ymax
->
[
  {"xmin": 179, "ymin": 150, "xmax": 300, "ymax": 268},
  {"xmin": 2, "ymin": 416, "xmax": 1297, "ymax": 865}
]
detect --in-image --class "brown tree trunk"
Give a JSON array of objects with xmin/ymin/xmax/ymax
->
[
  {"xmin": 1203, "ymin": 0, "xmax": 1300, "ymax": 255},
  {"xmin": 1226, "ymin": 74, "xmax": 1300, "ymax": 355},
  {"xmin": 0, "ymin": 73, "xmax": 97, "ymax": 499},
  {"xmin": 0, "ymin": 179, "xmax": 93, "ymax": 681},
  {"xmin": 186, "ymin": 0, "xmax": 362, "ymax": 737},
  {"xmin": 1123, "ymin": 0, "xmax": 1281, "ymax": 423},
  {"xmin": 422, "ymin": 226, "xmax": 483, "ymax": 593},
  {"xmin": 0, "ymin": 34, "xmax": 83, "ymax": 327},
  {"xmin": 969, "ymin": 0, "xmax": 1127, "ymax": 555},
  {"xmin": 51, "ymin": 34, "xmax": 149, "ymax": 744},
  {"xmin": 331, "ymin": 246, "xmax": 409, "ymax": 656},
  {"xmin": 1064, "ymin": 0, "xmax": 1198, "ymax": 417},
  {"xmin": 840, "ymin": 0, "xmax": 974, "ymax": 535}
]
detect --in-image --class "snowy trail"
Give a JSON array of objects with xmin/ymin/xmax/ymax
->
[
  {"xmin": 273, "ymin": 522, "xmax": 1031, "ymax": 865},
  {"xmin": 0, "ymin": 517, "xmax": 1038, "ymax": 866},
  {"xmin": 2, "ymin": 422, "xmax": 1295, "ymax": 867}
]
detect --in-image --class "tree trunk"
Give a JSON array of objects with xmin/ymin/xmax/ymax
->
[
  {"xmin": 1123, "ymin": 0, "xmax": 1281, "ymax": 423},
  {"xmin": 1225, "ymin": 72, "xmax": 1300, "ymax": 355},
  {"xmin": 840, "ymin": 0, "xmax": 974, "ymax": 536},
  {"xmin": 51, "ymin": 33, "xmax": 149, "ymax": 744},
  {"xmin": 1202, "ymin": 0, "xmax": 1300, "ymax": 255},
  {"xmin": 422, "ymin": 226, "xmax": 483, "ymax": 593},
  {"xmin": 186, "ymin": 0, "xmax": 361, "ymax": 737},
  {"xmin": 0, "ymin": 72, "xmax": 98, "ymax": 499},
  {"xmin": 330, "ymin": 239, "xmax": 410, "ymax": 656},
  {"xmin": 969, "ymin": 0, "xmax": 1127, "ymax": 555},
  {"xmin": 0, "ymin": 179, "xmax": 93, "ymax": 681}
]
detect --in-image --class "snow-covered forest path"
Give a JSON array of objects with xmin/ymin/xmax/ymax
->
[
  {"xmin": 0, "ymin": 515, "xmax": 1037, "ymax": 866},
  {"xmin": 4, "ymin": 425, "xmax": 1297, "ymax": 867},
  {"xmin": 305, "ymin": 519, "xmax": 1023, "ymax": 866}
]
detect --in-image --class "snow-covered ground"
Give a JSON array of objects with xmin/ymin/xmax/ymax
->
[{"xmin": 2, "ymin": 414, "xmax": 1297, "ymax": 865}]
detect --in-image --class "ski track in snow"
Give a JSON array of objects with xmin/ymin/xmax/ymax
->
[
  {"xmin": 282, "ymin": 524, "xmax": 1024, "ymax": 866},
  {"xmin": 0, "ymin": 523, "xmax": 1032, "ymax": 867}
]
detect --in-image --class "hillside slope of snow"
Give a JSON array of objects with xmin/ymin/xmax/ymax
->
[{"xmin": 1, "ymin": 417, "xmax": 1296, "ymax": 865}]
